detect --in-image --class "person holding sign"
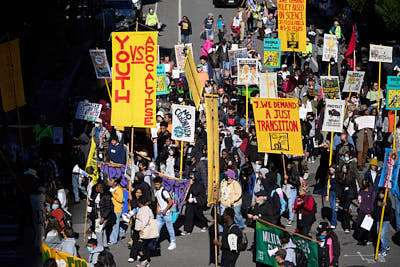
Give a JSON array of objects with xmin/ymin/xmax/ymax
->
[{"xmin": 373, "ymin": 188, "xmax": 393, "ymax": 257}]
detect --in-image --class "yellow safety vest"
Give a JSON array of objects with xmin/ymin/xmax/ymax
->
[
  {"xmin": 302, "ymin": 43, "xmax": 313, "ymax": 57},
  {"xmin": 330, "ymin": 26, "xmax": 342, "ymax": 39},
  {"xmin": 253, "ymin": 6, "xmax": 261, "ymax": 19},
  {"xmin": 146, "ymin": 13, "xmax": 158, "ymax": 26}
]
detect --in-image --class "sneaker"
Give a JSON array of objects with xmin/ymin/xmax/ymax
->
[
  {"xmin": 107, "ymin": 242, "xmax": 116, "ymax": 246},
  {"xmin": 311, "ymin": 158, "xmax": 315, "ymax": 163},
  {"xmin": 181, "ymin": 231, "xmax": 190, "ymax": 236},
  {"xmin": 167, "ymin": 242, "xmax": 176, "ymax": 250},
  {"xmin": 128, "ymin": 258, "xmax": 135, "ymax": 263},
  {"xmin": 367, "ymin": 241, "xmax": 372, "ymax": 245},
  {"xmin": 344, "ymin": 229, "xmax": 350, "ymax": 233},
  {"xmin": 201, "ymin": 227, "xmax": 208, "ymax": 232},
  {"xmin": 330, "ymin": 225, "xmax": 336, "ymax": 229},
  {"xmin": 287, "ymin": 220, "xmax": 292, "ymax": 226},
  {"xmin": 378, "ymin": 251, "xmax": 387, "ymax": 257},
  {"xmin": 387, "ymin": 246, "xmax": 390, "ymax": 251},
  {"xmin": 136, "ymin": 260, "xmax": 149, "ymax": 267}
]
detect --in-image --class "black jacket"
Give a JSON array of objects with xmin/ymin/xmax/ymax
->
[
  {"xmin": 251, "ymin": 193, "xmax": 281, "ymax": 225},
  {"xmin": 186, "ymin": 179, "xmax": 206, "ymax": 206},
  {"xmin": 99, "ymin": 191, "xmax": 113, "ymax": 220},
  {"xmin": 317, "ymin": 231, "xmax": 340, "ymax": 267},
  {"xmin": 221, "ymin": 223, "xmax": 243, "ymax": 253},
  {"xmin": 373, "ymin": 196, "xmax": 393, "ymax": 222},
  {"xmin": 71, "ymin": 148, "xmax": 85, "ymax": 170}
]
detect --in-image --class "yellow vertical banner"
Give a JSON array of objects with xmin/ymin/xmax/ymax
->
[
  {"xmin": 252, "ymin": 98, "xmax": 303, "ymax": 155},
  {"xmin": 205, "ymin": 94, "xmax": 220, "ymax": 205},
  {"xmin": 0, "ymin": 39, "xmax": 26, "ymax": 112},
  {"xmin": 184, "ymin": 48, "xmax": 203, "ymax": 110},
  {"xmin": 85, "ymin": 137, "xmax": 99, "ymax": 185},
  {"xmin": 111, "ymin": 32, "xmax": 157, "ymax": 127},
  {"xmin": 277, "ymin": 0, "xmax": 307, "ymax": 52}
]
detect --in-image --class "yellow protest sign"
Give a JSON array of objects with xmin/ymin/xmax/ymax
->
[
  {"xmin": 184, "ymin": 48, "xmax": 203, "ymax": 110},
  {"xmin": 85, "ymin": 137, "xmax": 99, "ymax": 184},
  {"xmin": 277, "ymin": 0, "xmax": 307, "ymax": 52},
  {"xmin": 41, "ymin": 241, "xmax": 88, "ymax": 267},
  {"xmin": 205, "ymin": 94, "xmax": 220, "ymax": 205},
  {"xmin": 0, "ymin": 39, "xmax": 26, "ymax": 112},
  {"xmin": 111, "ymin": 32, "xmax": 157, "ymax": 127},
  {"xmin": 252, "ymin": 98, "xmax": 303, "ymax": 155}
]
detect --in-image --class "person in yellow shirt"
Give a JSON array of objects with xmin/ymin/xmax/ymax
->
[
  {"xmin": 108, "ymin": 177, "xmax": 125, "ymax": 245},
  {"xmin": 219, "ymin": 169, "xmax": 245, "ymax": 232}
]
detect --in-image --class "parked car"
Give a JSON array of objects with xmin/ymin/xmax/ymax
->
[
  {"xmin": 213, "ymin": 0, "xmax": 241, "ymax": 8},
  {"xmin": 105, "ymin": 0, "xmax": 142, "ymax": 29}
]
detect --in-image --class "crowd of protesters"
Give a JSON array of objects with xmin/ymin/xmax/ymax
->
[{"xmin": 9, "ymin": 1, "xmax": 400, "ymax": 267}]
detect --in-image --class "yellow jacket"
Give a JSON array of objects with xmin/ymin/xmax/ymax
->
[
  {"xmin": 111, "ymin": 185, "xmax": 124, "ymax": 213},
  {"xmin": 220, "ymin": 179, "xmax": 242, "ymax": 207}
]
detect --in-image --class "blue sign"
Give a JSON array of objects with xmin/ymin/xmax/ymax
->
[
  {"xmin": 263, "ymin": 38, "xmax": 281, "ymax": 51},
  {"xmin": 388, "ymin": 76, "xmax": 400, "ymax": 89}
]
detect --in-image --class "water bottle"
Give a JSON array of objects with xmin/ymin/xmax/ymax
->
[{"xmin": 335, "ymin": 202, "xmax": 339, "ymax": 212}]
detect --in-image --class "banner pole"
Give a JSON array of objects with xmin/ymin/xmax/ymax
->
[
  {"xmin": 377, "ymin": 61, "xmax": 382, "ymax": 112},
  {"xmin": 214, "ymin": 203, "xmax": 218, "ymax": 267},
  {"xmin": 375, "ymin": 187, "xmax": 388, "ymax": 260},
  {"xmin": 246, "ymin": 84, "xmax": 249, "ymax": 131},
  {"xmin": 327, "ymin": 131, "xmax": 334, "ymax": 197},
  {"xmin": 293, "ymin": 49, "xmax": 295, "ymax": 66},
  {"xmin": 104, "ymin": 79, "xmax": 112, "ymax": 102},
  {"xmin": 179, "ymin": 102, "xmax": 185, "ymax": 179},
  {"xmin": 344, "ymin": 92, "xmax": 351, "ymax": 116},
  {"xmin": 281, "ymin": 153, "xmax": 286, "ymax": 177},
  {"xmin": 266, "ymin": 70, "xmax": 270, "ymax": 98},
  {"xmin": 327, "ymin": 35, "xmax": 333, "ymax": 77},
  {"xmin": 394, "ymin": 110, "xmax": 397, "ymax": 149}
]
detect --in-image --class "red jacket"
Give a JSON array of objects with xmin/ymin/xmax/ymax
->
[
  {"xmin": 294, "ymin": 194, "xmax": 315, "ymax": 215},
  {"xmin": 51, "ymin": 208, "xmax": 65, "ymax": 228}
]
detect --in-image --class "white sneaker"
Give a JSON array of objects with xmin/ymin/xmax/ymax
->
[
  {"xmin": 181, "ymin": 231, "xmax": 190, "ymax": 236},
  {"xmin": 201, "ymin": 227, "xmax": 208, "ymax": 232},
  {"xmin": 128, "ymin": 258, "xmax": 135, "ymax": 263},
  {"xmin": 167, "ymin": 242, "xmax": 176, "ymax": 250}
]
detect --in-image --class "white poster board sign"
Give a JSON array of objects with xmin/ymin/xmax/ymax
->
[
  {"xmin": 369, "ymin": 44, "xmax": 393, "ymax": 63},
  {"xmin": 322, "ymin": 34, "xmax": 339, "ymax": 62},
  {"xmin": 355, "ymin": 116, "xmax": 375, "ymax": 130},
  {"xmin": 75, "ymin": 100, "xmax": 103, "ymax": 122},
  {"xmin": 343, "ymin": 71, "xmax": 365, "ymax": 93},
  {"xmin": 171, "ymin": 104, "xmax": 196, "ymax": 142},
  {"xmin": 259, "ymin": 72, "xmax": 277, "ymax": 98},
  {"xmin": 322, "ymin": 99, "xmax": 345, "ymax": 133}
]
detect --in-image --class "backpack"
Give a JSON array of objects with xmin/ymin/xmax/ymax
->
[
  {"xmin": 62, "ymin": 208, "xmax": 73, "ymax": 228},
  {"xmin": 271, "ymin": 189, "xmax": 288, "ymax": 216},
  {"xmin": 122, "ymin": 188, "xmax": 130, "ymax": 214},
  {"xmin": 293, "ymin": 247, "xmax": 308, "ymax": 267},
  {"xmin": 307, "ymin": 195, "xmax": 317, "ymax": 220},
  {"xmin": 228, "ymin": 224, "xmax": 248, "ymax": 252}
]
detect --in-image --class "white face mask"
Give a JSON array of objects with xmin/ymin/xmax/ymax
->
[
  {"xmin": 95, "ymin": 123, "xmax": 101, "ymax": 128},
  {"xmin": 255, "ymin": 164, "xmax": 261, "ymax": 174}
]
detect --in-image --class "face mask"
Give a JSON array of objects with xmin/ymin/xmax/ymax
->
[
  {"xmin": 344, "ymin": 157, "xmax": 350, "ymax": 162},
  {"xmin": 178, "ymin": 97, "xmax": 183, "ymax": 102},
  {"xmin": 255, "ymin": 164, "xmax": 261, "ymax": 173},
  {"xmin": 379, "ymin": 194, "xmax": 384, "ymax": 199},
  {"xmin": 319, "ymin": 234, "xmax": 326, "ymax": 239},
  {"xmin": 149, "ymin": 10, "xmax": 154, "ymax": 14},
  {"xmin": 95, "ymin": 123, "xmax": 100, "ymax": 128},
  {"xmin": 87, "ymin": 246, "xmax": 93, "ymax": 252},
  {"xmin": 52, "ymin": 204, "xmax": 59, "ymax": 210}
]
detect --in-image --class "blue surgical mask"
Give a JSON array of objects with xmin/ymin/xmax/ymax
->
[
  {"xmin": 87, "ymin": 246, "xmax": 93, "ymax": 252},
  {"xmin": 320, "ymin": 234, "xmax": 326, "ymax": 239},
  {"xmin": 52, "ymin": 204, "xmax": 59, "ymax": 210},
  {"xmin": 344, "ymin": 157, "xmax": 350, "ymax": 162}
]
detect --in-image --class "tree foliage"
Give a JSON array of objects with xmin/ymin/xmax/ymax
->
[{"xmin": 375, "ymin": 0, "xmax": 400, "ymax": 31}]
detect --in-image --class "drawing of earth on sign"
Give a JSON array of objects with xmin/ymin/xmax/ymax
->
[
  {"xmin": 173, "ymin": 126, "xmax": 184, "ymax": 138},
  {"xmin": 264, "ymin": 51, "xmax": 280, "ymax": 67},
  {"xmin": 387, "ymin": 90, "xmax": 400, "ymax": 110},
  {"xmin": 269, "ymin": 133, "xmax": 289, "ymax": 151}
]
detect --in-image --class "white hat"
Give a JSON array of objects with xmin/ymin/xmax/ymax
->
[
  {"xmin": 156, "ymin": 111, "xmax": 164, "ymax": 118},
  {"xmin": 95, "ymin": 117, "xmax": 102, "ymax": 123}
]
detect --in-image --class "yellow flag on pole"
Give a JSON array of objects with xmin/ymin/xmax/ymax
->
[
  {"xmin": 205, "ymin": 94, "xmax": 220, "ymax": 205},
  {"xmin": 0, "ymin": 39, "xmax": 26, "ymax": 112},
  {"xmin": 184, "ymin": 48, "xmax": 203, "ymax": 110},
  {"xmin": 85, "ymin": 137, "xmax": 99, "ymax": 185}
]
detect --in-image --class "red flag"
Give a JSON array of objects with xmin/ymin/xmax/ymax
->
[{"xmin": 345, "ymin": 25, "xmax": 356, "ymax": 68}]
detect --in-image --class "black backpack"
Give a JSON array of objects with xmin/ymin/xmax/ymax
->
[
  {"xmin": 228, "ymin": 224, "xmax": 248, "ymax": 252},
  {"xmin": 293, "ymin": 247, "xmax": 308, "ymax": 267},
  {"xmin": 62, "ymin": 208, "xmax": 73, "ymax": 228}
]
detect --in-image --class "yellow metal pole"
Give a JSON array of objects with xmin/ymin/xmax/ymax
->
[
  {"xmin": 180, "ymin": 141, "xmax": 184, "ymax": 179},
  {"xmin": 83, "ymin": 177, "xmax": 91, "ymax": 241},
  {"xmin": 246, "ymin": 84, "xmax": 249, "ymax": 131},
  {"xmin": 375, "ymin": 187, "xmax": 389, "ymax": 260},
  {"xmin": 394, "ymin": 110, "xmax": 397, "ymax": 149},
  {"xmin": 281, "ymin": 153, "xmax": 286, "ymax": 177},
  {"xmin": 344, "ymin": 92, "xmax": 351, "ymax": 116},
  {"xmin": 327, "ymin": 132, "xmax": 334, "ymax": 197},
  {"xmin": 104, "ymin": 79, "xmax": 112, "ymax": 102}
]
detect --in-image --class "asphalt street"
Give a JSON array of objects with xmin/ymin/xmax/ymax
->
[{"xmin": 69, "ymin": 1, "xmax": 400, "ymax": 266}]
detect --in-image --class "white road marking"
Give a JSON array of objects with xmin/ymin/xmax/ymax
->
[
  {"xmin": 343, "ymin": 252, "xmax": 386, "ymax": 263},
  {"xmin": 178, "ymin": 0, "xmax": 182, "ymax": 42}
]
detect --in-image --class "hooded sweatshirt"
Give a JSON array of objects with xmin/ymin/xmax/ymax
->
[
  {"xmin": 282, "ymin": 240, "xmax": 297, "ymax": 265},
  {"xmin": 88, "ymin": 245, "xmax": 104, "ymax": 267},
  {"xmin": 60, "ymin": 238, "xmax": 77, "ymax": 257}
]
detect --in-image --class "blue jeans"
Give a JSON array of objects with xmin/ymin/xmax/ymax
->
[
  {"xmin": 377, "ymin": 221, "xmax": 390, "ymax": 252},
  {"xmin": 288, "ymin": 189, "xmax": 297, "ymax": 221},
  {"xmin": 329, "ymin": 191, "xmax": 337, "ymax": 227},
  {"xmin": 181, "ymin": 34, "xmax": 189, "ymax": 44},
  {"xmin": 157, "ymin": 211, "xmax": 176, "ymax": 243},
  {"xmin": 72, "ymin": 173, "xmax": 86, "ymax": 202},
  {"xmin": 395, "ymin": 197, "xmax": 400, "ymax": 230},
  {"xmin": 219, "ymin": 204, "xmax": 245, "ymax": 232},
  {"xmin": 205, "ymin": 29, "xmax": 213, "ymax": 40},
  {"xmin": 110, "ymin": 212, "xmax": 125, "ymax": 243}
]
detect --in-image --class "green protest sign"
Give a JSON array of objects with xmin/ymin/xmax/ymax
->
[{"xmin": 256, "ymin": 220, "xmax": 319, "ymax": 267}]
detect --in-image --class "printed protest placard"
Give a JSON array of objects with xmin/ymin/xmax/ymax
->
[
  {"xmin": 379, "ymin": 148, "xmax": 400, "ymax": 189},
  {"xmin": 263, "ymin": 38, "xmax": 281, "ymax": 68},
  {"xmin": 75, "ymin": 100, "xmax": 102, "ymax": 121},
  {"xmin": 369, "ymin": 44, "xmax": 393, "ymax": 63},
  {"xmin": 387, "ymin": 89, "xmax": 400, "ymax": 110},
  {"xmin": 151, "ymin": 171, "xmax": 191, "ymax": 223},
  {"xmin": 343, "ymin": 71, "xmax": 365, "ymax": 93},
  {"xmin": 322, "ymin": 34, "xmax": 338, "ymax": 62},
  {"xmin": 228, "ymin": 48, "xmax": 248, "ymax": 77},
  {"xmin": 237, "ymin": 58, "xmax": 259, "ymax": 85},
  {"xmin": 259, "ymin": 72, "xmax": 278, "ymax": 98},
  {"xmin": 171, "ymin": 104, "xmax": 195, "ymax": 142},
  {"xmin": 156, "ymin": 64, "xmax": 168, "ymax": 95},
  {"xmin": 111, "ymin": 32, "xmax": 157, "ymax": 127},
  {"xmin": 322, "ymin": 99, "xmax": 345, "ymax": 132},
  {"xmin": 321, "ymin": 76, "xmax": 340, "ymax": 99},
  {"xmin": 256, "ymin": 220, "xmax": 319, "ymax": 267},
  {"xmin": 252, "ymin": 98, "xmax": 303, "ymax": 155},
  {"xmin": 277, "ymin": 0, "xmax": 307, "ymax": 52},
  {"xmin": 89, "ymin": 49, "xmax": 112, "ymax": 79},
  {"xmin": 354, "ymin": 115, "xmax": 375, "ymax": 129},
  {"xmin": 175, "ymin": 43, "xmax": 193, "ymax": 72},
  {"xmin": 388, "ymin": 76, "xmax": 400, "ymax": 89}
]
